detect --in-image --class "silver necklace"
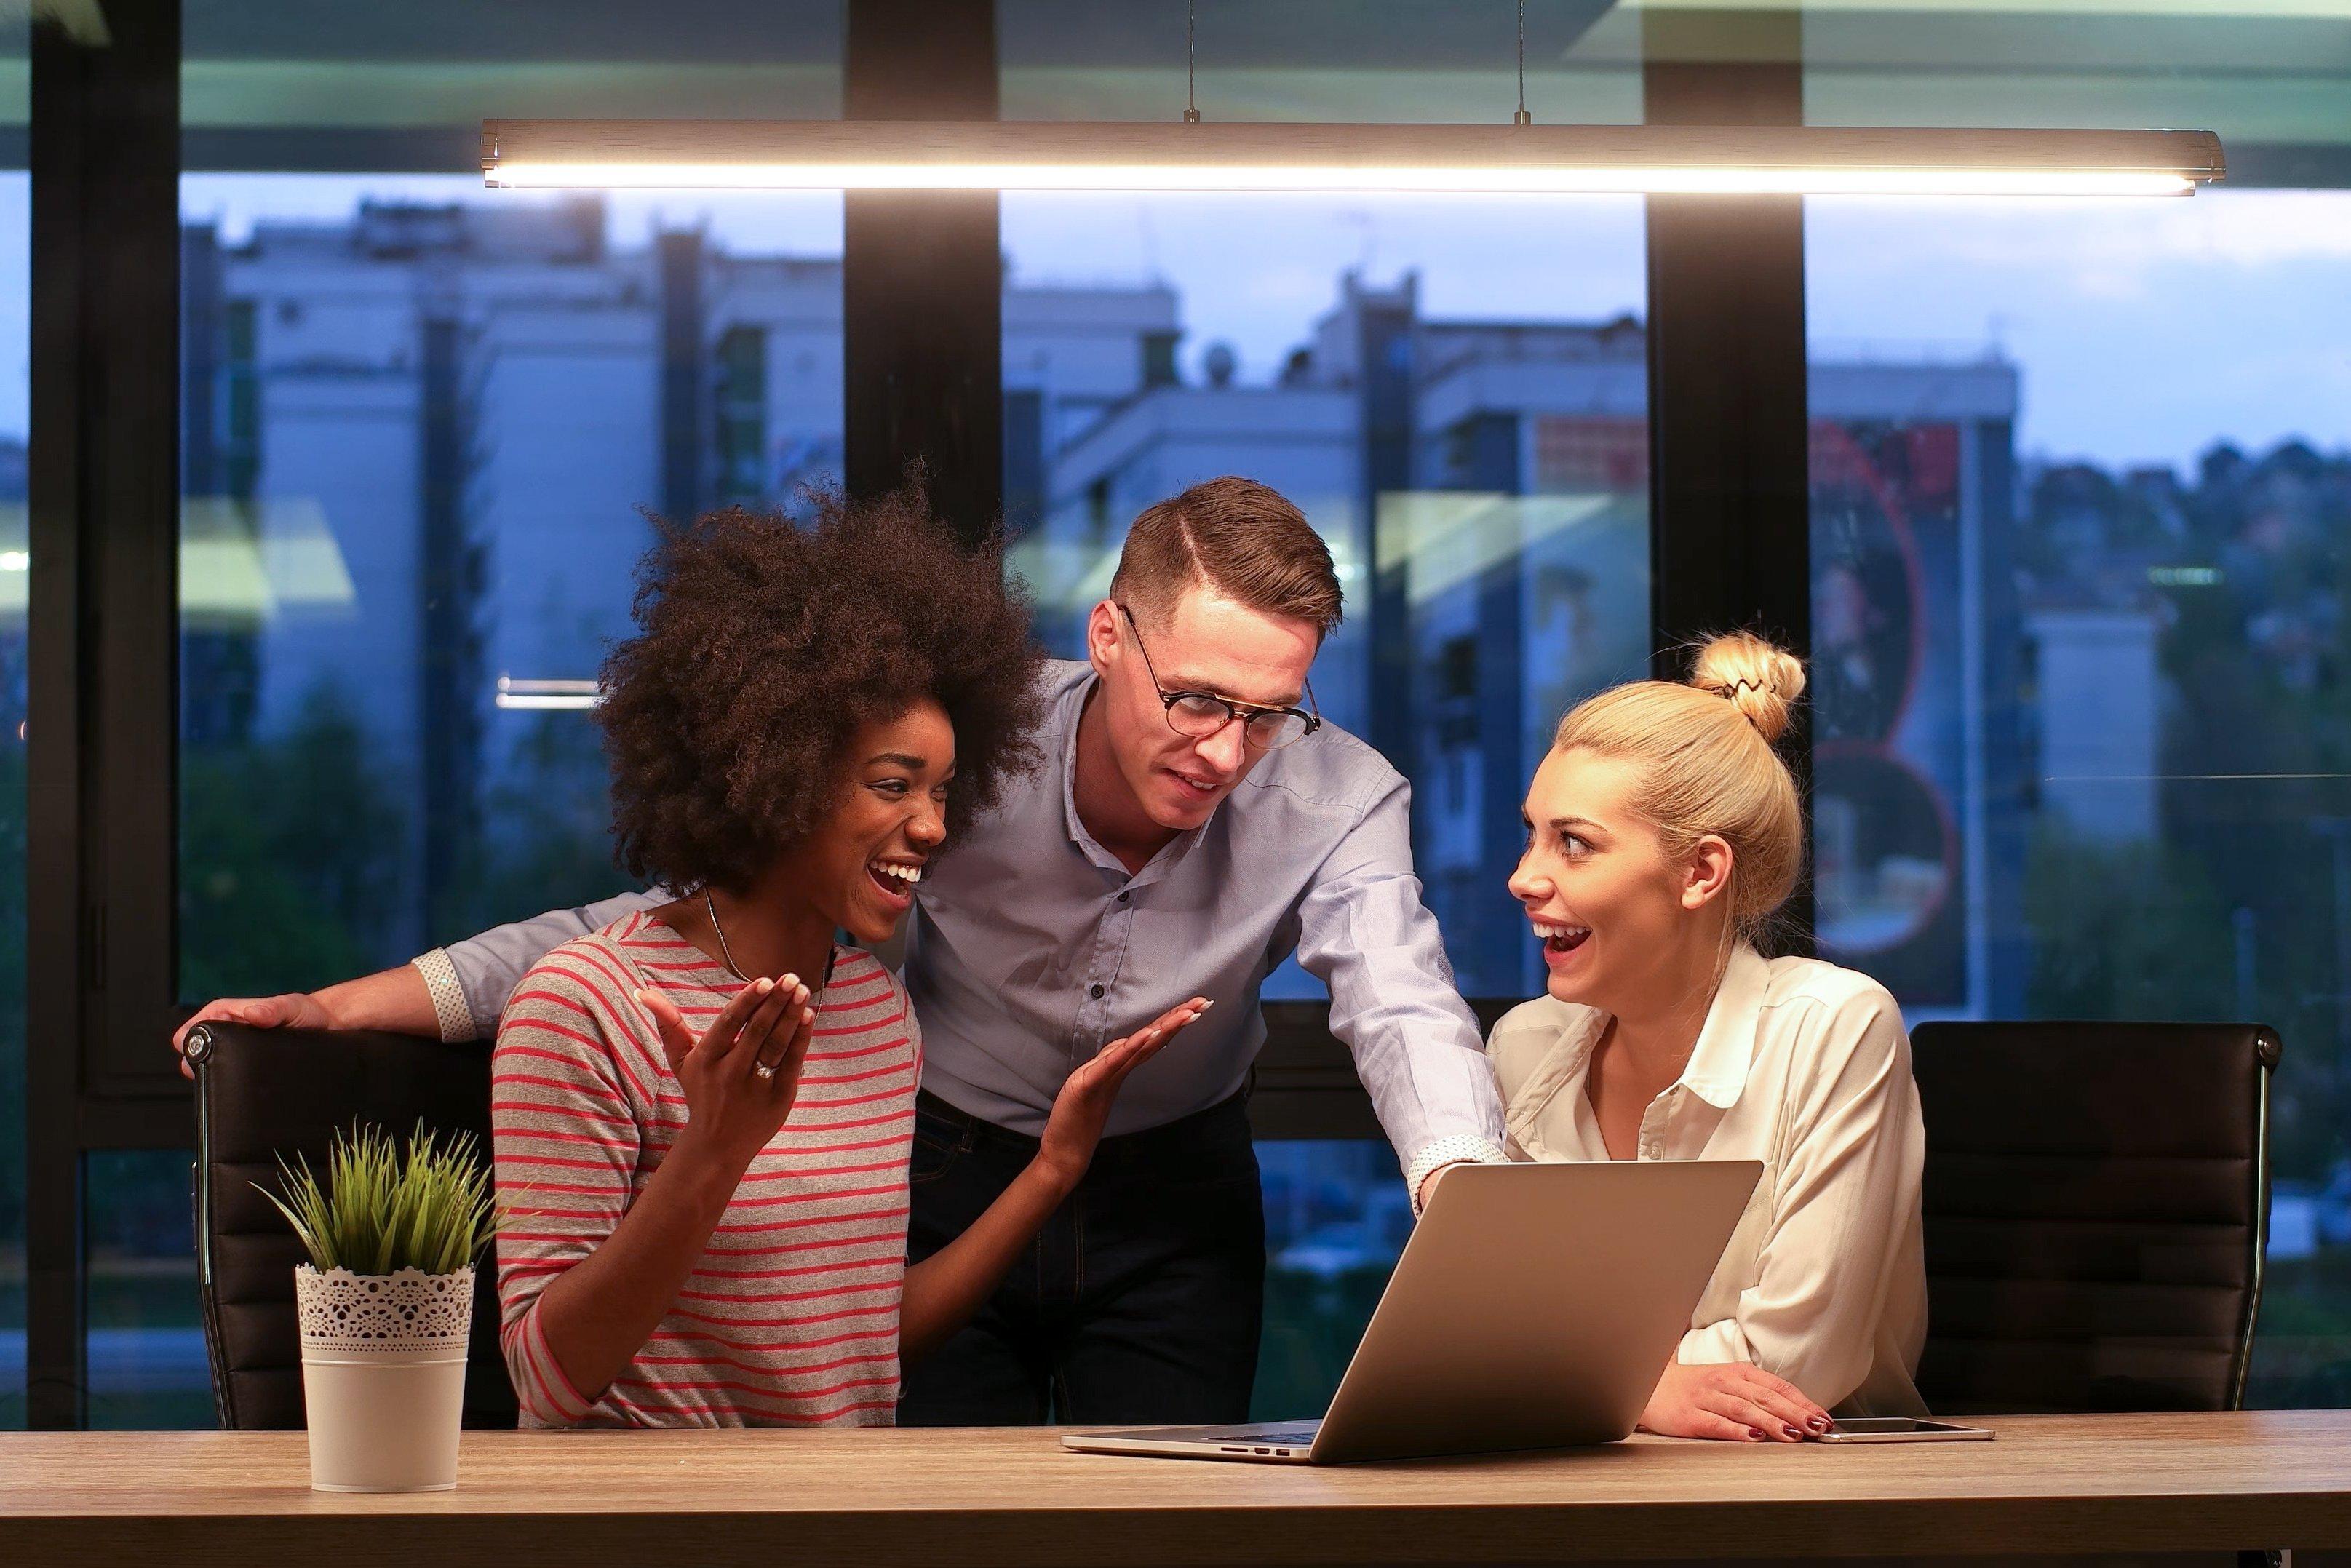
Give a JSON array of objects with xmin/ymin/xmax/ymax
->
[
  {"xmin": 703, "ymin": 888, "xmax": 747, "ymax": 981},
  {"xmin": 703, "ymin": 888, "xmax": 778, "ymax": 1080}
]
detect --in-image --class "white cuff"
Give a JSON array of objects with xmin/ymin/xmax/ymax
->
[
  {"xmin": 414, "ymin": 948, "xmax": 476, "ymax": 1043},
  {"xmin": 1404, "ymin": 1134, "xmax": 1508, "ymax": 1216}
]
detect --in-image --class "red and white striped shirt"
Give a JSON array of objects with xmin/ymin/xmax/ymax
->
[{"xmin": 490, "ymin": 910, "xmax": 920, "ymax": 1428}]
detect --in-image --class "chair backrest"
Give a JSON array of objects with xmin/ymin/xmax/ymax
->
[
  {"xmin": 1911, "ymin": 1019, "xmax": 2277, "ymax": 1415},
  {"xmin": 185, "ymin": 1021, "xmax": 518, "ymax": 1430}
]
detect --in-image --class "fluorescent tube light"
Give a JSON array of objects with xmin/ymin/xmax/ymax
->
[
  {"xmin": 496, "ymin": 676, "xmax": 600, "ymax": 712},
  {"xmin": 482, "ymin": 120, "xmax": 2224, "ymax": 199}
]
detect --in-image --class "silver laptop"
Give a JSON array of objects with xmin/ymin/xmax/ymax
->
[{"xmin": 1062, "ymin": 1158, "xmax": 1762, "ymax": 1465}]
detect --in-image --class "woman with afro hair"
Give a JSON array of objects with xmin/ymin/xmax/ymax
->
[{"xmin": 488, "ymin": 487, "xmax": 1208, "ymax": 1428}]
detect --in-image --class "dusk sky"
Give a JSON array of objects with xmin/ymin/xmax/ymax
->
[{"xmin": 3, "ymin": 178, "xmax": 2344, "ymax": 474}]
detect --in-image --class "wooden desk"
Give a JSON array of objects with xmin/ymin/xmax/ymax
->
[{"xmin": 4, "ymin": 1412, "xmax": 2348, "ymax": 1567}]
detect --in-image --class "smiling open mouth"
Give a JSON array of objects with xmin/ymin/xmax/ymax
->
[
  {"xmin": 867, "ymin": 860, "xmax": 923, "ymax": 902},
  {"xmin": 1532, "ymin": 920, "xmax": 1591, "ymax": 955}
]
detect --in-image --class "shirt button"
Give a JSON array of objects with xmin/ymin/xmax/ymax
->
[
  {"xmin": 1117, "ymin": 891, "xmax": 1130, "ymax": 904},
  {"xmin": 1090, "ymin": 984, "xmax": 1105, "ymax": 999}
]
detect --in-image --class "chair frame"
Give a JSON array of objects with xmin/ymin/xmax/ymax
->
[
  {"xmin": 184, "ymin": 1021, "xmax": 253, "ymax": 1426},
  {"xmin": 2234, "ymin": 1030, "xmax": 2280, "ymax": 1410}
]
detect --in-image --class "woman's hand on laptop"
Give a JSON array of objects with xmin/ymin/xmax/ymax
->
[
  {"xmin": 1034, "ymin": 998, "xmax": 1212, "ymax": 1193},
  {"xmin": 1639, "ymin": 1361, "xmax": 1832, "ymax": 1443}
]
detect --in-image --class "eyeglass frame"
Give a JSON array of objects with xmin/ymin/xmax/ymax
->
[{"xmin": 1115, "ymin": 602, "xmax": 1322, "ymax": 750}]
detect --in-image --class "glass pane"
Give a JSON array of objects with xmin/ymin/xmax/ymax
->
[
  {"xmin": 0, "ymin": 7, "xmax": 26, "ymax": 1429},
  {"xmin": 85, "ymin": 1152, "xmax": 209, "ymax": 1430},
  {"xmin": 1805, "ymin": 188, "xmax": 2351, "ymax": 1404},
  {"xmin": 1256, "ymin": 1141, "xmax": 1409, "ymax": 1420},
  {"xmin": 1003, "ymin": 191, "xmax": 1650, "ymax": 1001},
  {"xmin": 1005, "ymin": 11, "xmax": 1652, "ymax": 1388},
  {"xmin": 178, "ymin": 7, "xmax": 843, "ymax": 1000}
]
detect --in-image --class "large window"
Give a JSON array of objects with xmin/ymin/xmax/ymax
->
[
  {"xmin": 17, "ymin": 0, "xmax": 2344, "ymax": 1432},
  {"xmin": 1805, "ymin": 189, "xmax": 2351, "ymax": 1404}
]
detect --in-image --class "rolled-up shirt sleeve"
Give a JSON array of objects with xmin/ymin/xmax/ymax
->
[
  {"xmin": 1292, "ymin": 773, "xmax": 1507, "ymax": 1187},
  {"xmin": 413, "ymin": 889, "xmax": 664, "ymax": 1041},
  {"xmin": 1674, "ymin": 992, "xmax": 1924, "ymax": 1408}
]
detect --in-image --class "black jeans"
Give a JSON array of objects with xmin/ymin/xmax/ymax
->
[{"xmin": 899, "ymin": 1089, "xmax": 1265, "ymax": 1426}]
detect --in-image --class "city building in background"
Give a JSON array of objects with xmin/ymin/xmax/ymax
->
[
  {"xmin": 173, "ymin": 194, "xmax": 2056, "ymax": 1022},
  {"xmin": 175, "ymin": 196, "xmax": 1171, "ymax": 973}
]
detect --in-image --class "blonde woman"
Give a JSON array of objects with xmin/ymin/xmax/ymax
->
[{"xmin": 1489, "ymin": 632, "xmax": 1927, "ymax": 1442}]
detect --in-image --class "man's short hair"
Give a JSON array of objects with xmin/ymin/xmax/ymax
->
[{"xmin": 1108, "ymin": 476, "xmax": 1344, "ymax": 638}]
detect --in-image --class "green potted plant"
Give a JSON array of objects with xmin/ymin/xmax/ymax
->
[{"xmin": 258, "ymin": 1121, "xmax": 501, "ymax": 1492}]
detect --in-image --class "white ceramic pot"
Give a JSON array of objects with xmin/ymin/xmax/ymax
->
[{"xmin": 294, "ymin": 1265, "xmax": 474, "ymax": 1492}]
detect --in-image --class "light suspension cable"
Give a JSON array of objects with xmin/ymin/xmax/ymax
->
[{"xmin": 1515, "ymin": 0, "xmax": 1531, "ymax": 127}]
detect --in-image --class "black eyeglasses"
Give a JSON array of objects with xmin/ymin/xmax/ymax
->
[{"xmin": 1118, "ymin": 603, "xmax": 1321, "ymax": 751}]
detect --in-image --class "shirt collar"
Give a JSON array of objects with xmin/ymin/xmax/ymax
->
[
  {"xmin": 1513, "ymin": 942, "xmax": 1770, "ymax": 1123},
  {"xmin": 1680, "ymin": 944, "xmax": 1771, "ymax": 1109},
  {"xmin": 1055, "ymin": 669, "xmax": 1204, "ymax": 884},
  {"xmin": 1056, "ymin": 672, "xmax": 1106, "ymax": 862}
]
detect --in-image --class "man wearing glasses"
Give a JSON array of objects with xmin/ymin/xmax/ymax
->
[{"xmin": 174, "ymin": 476, "xmax": 1507, "ymax": 1426}]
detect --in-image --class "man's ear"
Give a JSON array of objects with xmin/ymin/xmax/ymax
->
[
  {"xmin": 1085, "ymin": 600, "xmax": 1121, "ymax": 676},
  {"xmin": 1682, "ymin": 835, "xmax": 1735, "ymax": 912}
]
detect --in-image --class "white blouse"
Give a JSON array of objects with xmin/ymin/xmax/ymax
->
[{"xmin": 1486, "ymin": 944, "xmax": 1928, "ymax": 1416}]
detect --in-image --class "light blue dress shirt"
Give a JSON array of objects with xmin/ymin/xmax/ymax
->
[{"xmin": 423, "ymin": 661, "xmax": 1505, "ymax": 1179}]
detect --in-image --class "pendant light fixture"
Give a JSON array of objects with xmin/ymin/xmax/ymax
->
[{"xmin": 481, "ymin": 2, "xmax": 2222, "ymax": 199}]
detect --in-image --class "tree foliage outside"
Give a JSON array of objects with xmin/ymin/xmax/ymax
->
[{"xmin": 2018, "ymin": 439, "xmax": 2351, "ymax": 1403}]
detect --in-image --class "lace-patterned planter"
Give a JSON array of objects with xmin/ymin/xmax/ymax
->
[{"xmin": 295, "ymin": 1266, "xmax": 474, "ymax": 1492}]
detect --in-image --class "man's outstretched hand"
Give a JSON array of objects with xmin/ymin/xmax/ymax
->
[
  {"xmin": 170, "ymin": 993, "xmax": 335, "ymax": 1079},
  {"xmin": 168, "ymin": 966, "xmax": 442, "ymax": 1078},
  {"xmin": 1035, "ymin": 998, "xmax": 1211, "ymax": 1189}
]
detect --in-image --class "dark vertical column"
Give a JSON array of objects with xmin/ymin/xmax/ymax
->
[
  {"xmin": 27, "ymin": 0, "xmax": 186, "ymax": 1426},
  {"xmin": 1642, "ymin": 9, "xmax": 1815, "ymax": 949},
  {"xmin": 842, "ymin": 0, "xmax": 1001, "ymax": 543},
  {"xmin": 657, "ymin": 228, "xmax": 708, "ymax": 523}
]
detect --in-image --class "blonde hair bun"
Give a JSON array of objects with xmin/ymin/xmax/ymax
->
[{"xmin": 1690, "ymin": 632, "xmax": 1806, "ymax": 745}]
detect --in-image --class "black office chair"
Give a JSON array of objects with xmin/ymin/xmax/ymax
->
[
  {"xmin": 1912, "ymin": 1020, "xmax": 2278, "ymax": 1415},
  {"xmin": 183, "ymin": 1021, "xmax": 520, "ymax": 1430}
]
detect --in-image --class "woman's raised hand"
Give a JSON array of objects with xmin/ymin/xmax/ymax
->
[
  {"xmin": 637, "ymin": 976, "xmax": 817, "ymax": 1176},
  {"xmin": 1035, "ymin": 998, "xmax": 1212, "ymax": 1190},
  {"xmin": 1639, "ymin": 1359, "xmax": 1833, "ymax": 1443}
]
